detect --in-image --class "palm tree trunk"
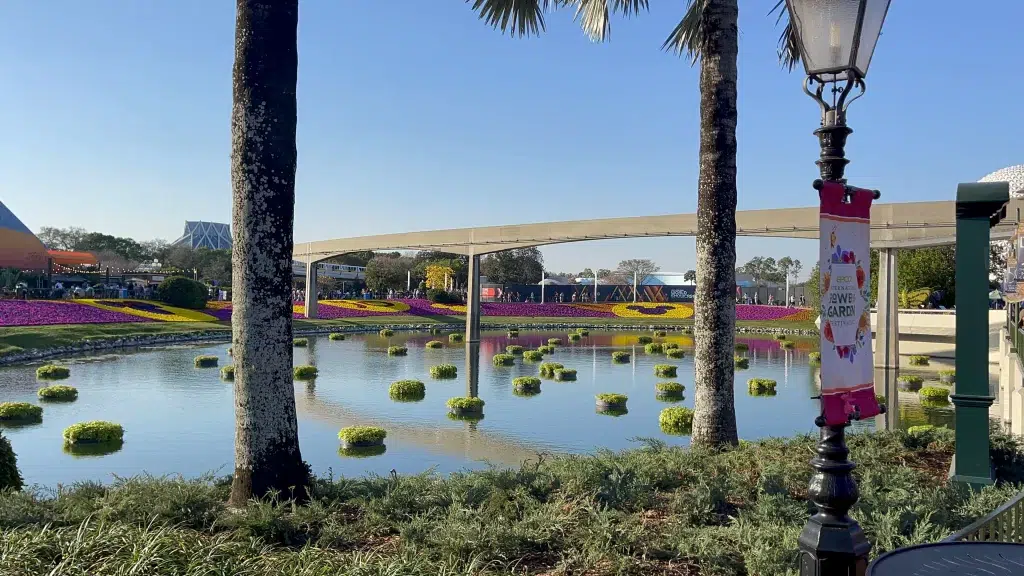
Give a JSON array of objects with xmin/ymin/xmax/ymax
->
[
  {"xmin": 228, "ymin": 0, "xmax": 309, "ymax": 507},
  {"xmin": 691, "ymin": 0, "xmax": 739, "ymax": 448}
]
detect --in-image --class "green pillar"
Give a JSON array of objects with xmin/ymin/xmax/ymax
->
[{"xmin": 950, "ymin": 182, "xmax": 1009, "ymax": 490}]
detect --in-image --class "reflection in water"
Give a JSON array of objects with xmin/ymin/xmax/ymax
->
[
  {"xmin": 597, "ymin": 407, "xmax": 629, "ymax": 417},
  {"xmin": 63, "ymin": 440, "xmax": 125, "ymax": 458},
  {"xmin": 338, "ymin": 444, "xmax": 387, "ymax": 458}
]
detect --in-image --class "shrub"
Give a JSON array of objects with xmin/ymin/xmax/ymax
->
[
  {"xmin": 387, "ymin": 346, "xmax": 408, "ymax": 356},
  {"xmin": 425, "ymin": 340, "xmax": 443, "ymax": 349},
  {"xmin": 939, "ymin": 370, "xmax": 956, "ymax": 384},
  {"xmin": 220, "ymin": 365, "xmax": 235, "ymax": 380},
  {"xmin": 644, "ymin": 343, "xmax": 664, "ymax": 354},
  {"xmin": 37, "ymin": 385, "xmax": 78, "ymax": 401},
  {"xmin": 659, "ymin": 406, "xmax": 694, "ymax": 434},
  {"xmin": 748, "ymin": 378, "xmax": 778, "ymax": 395},
  {"xmin": 0, "ymin": 431, "xmax": 21, "ymax": 491},
  {"xmin": 663, "ymin": 343, "xmax": 679, "ymax": 350},
  {"xmin": 63, "ymin": 421, "xmax": 123, "ymax": 444},
  {"xmin": 337, "ymin": 426, "xmax": 386, "ymax": 447},
  {"xmin": 780, "ymin": 341, "xmax": 795, "ymax": 349},
  {"xmin": 539, "ymin": 362, "xmax": 564, "ymax": 378},
  {"xmin": 194, "ymin": 355, "xmax": 218, "ymax": 368},
  {"xmin": 449, "ymin": 333, "xmax": 464, "ymax": 343},
  {"xmin": 548, "ymin": 338, "xmax": 562, "ymax": 346},
  {"xmin": 907, "ymin": 424, "xmax": 937, "ymax": 436},
  {"xmin": 909, "ymin": 355, "xmax": 930, "ymax": 366},
  {"xmin": 537, "ymin": 345, "xmax": 555, "ymax": 354},
  {"xmin": 774, "ymin": 334, "xmax": 787, "ymax": 340},
  {"xmin": 0, "ymin": 402, "xmax": 42, "ymax": 423},
  {"xmin": 576, "ymin": 328, "xmax": 589, "ymax": 336},
  {"xmin": 666, "ymin": 349, "xmax": 685, "ymax": 359},
  {"xmin": 568, "ymin": 333, "xmax": 581, "ymax": 342},
  {"xmin": 293, "ymin": 338, "xmax": 308, "ymax": 347},
  {"xmin": 653, "ymin": 330, "xmax": 668, "ymax": 337},
  {"xmin": 596, "ymin": 393, "xmax": 628, "ymax": 408},
  {"xmin": 656, "ymin": 382, "xmax": 685, "ymax": 396},
  {"xmin": 612, "ymin": 351, "xmax": 630, "ymax": 363},
  {"xmin": 734, "ymin": 342, "xmax": 749, "ymax": 352},
  {"xmin": 35, "ymin": 365, "xmax": 70, "ymax": 380},
  {"xmin": 809, "ymin": 351, "xmax": 821, "ymax": 363},
  {"xmin": 512, "ymin": 376, "xmax": 541, "ymax": 393},
  {"xmin": 919, "ymin": 386, "xmax": 950, "ymax": 402},
  {"xmin": 426, "ymin": 289, "xmax": 461, "ymax": 304},
  {"xmin": 430, "ymin": 327, "xmax": 442, "ymax": 335},
  {"xmin": 507, "ymin": 329, "xmax": 520, "ymax": 337},
  {"xmin": 447, "ymin": 397, "xmax": 485, "ymax": 413},
  {"xmin": 734, "ymin": 356, "xmax": 749, "ymax": 369},
  {"xmin": 492, "ymin": 353, "xmax": 515, "ymax": 367},
  {"xmin": 328, "ymin": 333, "xmax": 346, "ymax": 341},
  {"xmin": 876, "ymin": 394, "xmax": 887, "ymax": 406},
  {"xmin": 654, "ymin": 364, "xmax": 677, "ymax": 378},
  {"xmin": 506, "ymin": 345, "xmax": 524, "ymax": 355},
  {"xmin": 379, "ymin": 329, "xmax": 394, "ymax": 337},
  {"xmin": 523, "ymin": 350, "xmax": 544, "ymax": 362},
  {"xmin": 389, "ymin": 380, "xmax": 426, "ymax": 401},
  {"xmin": 637, "ymin": 336, "xmax": 653, "ymax": 344},
  {"xmin": 293, "ymin": 365, "xmax": 319, "ymax": 380},
  {"xmin": 898, "ymin": 374, "xmax": 923, "ymax": 391},
  {"xmin": 430, "ymin": 364, "xmax": 458, "ymax": 379},
  {"xmin": 553, "ymin": 368, "xmax": 577, "ymax": 381},
  {"xmin": 156, "ymin": 276, "xmax": 207, "ymax": 310}
]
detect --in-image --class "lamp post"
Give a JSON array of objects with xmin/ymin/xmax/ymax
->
[{"xmin": 784, "ymin": 1, "xmax": 891, "ymax": 574}]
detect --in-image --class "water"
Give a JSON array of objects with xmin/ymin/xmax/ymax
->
[{"xmin": 0, "ymin": 330, "xmax": 953, "ymax": 487}]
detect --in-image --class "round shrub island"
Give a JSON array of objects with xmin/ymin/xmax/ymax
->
[
  {"xmin": 734, "ymin": 343, "xmax": 749, "ymax": 352},
  {"xmin": 659, "ymin": 406, "xmax": 694, "ymax": 435},
  {"xmin": 663, "ymin": 343, "xmax": 679, "ymax": 350},
  {"xmin": 506, "ymin": 345, "xmax": 524, "ymax": 355},
  {"xmin": 654, "ymin": 364, "xmax": 677, "ymax": 378},
  {"xmin": 449, "ymin": 333, "xmax": 464, "ymax": 343},
  {"xmin": 430, "ymin": 363, "xmax": 458, "ymax": 379},
  {"xmin": 780, "ymin": 341, "xmax": 795, "ymax": 350},
  {"xmin": 328, "ymin": 333, "xmax": 346, "ymax": 341},
  {"xmin": 379, "ymin": 329, "xmax": 394, "ymax": 337},
  {"xmin": 220, "ymin": 365, "xmax": 235, "ymax": 380},
  {"xmin": 63, "ymin": 421, "xmax": 123, "ymax": 445},
  {"xmin": 553, "ymin": 368, "xmax": 577, "ymax": 381},
  {"xmin": 538, "ymin": 362, "xmax": 564, "ymax": 378},
  {"xmin": 747, "ymin": 378, "xmax": 778, "ymax": 396},
  {"xmin": 389, "ymin": 380, "xmax": 426, "ymax": 402},
  {"xmin": 447, "ymin": 396, "xmax": 485, "ymax": 416},
  {"xmin": 0, "ymin": 402, "xmax": 42, "ymax": 424},
  {"xmin": 38, "ymin": 385, "xmax": 78, "ymax": 402},
  {"xmin": 897, "ymin": 374, "xmax": 923, "ymax": 391},
  {"xmin": 908, "ymin": 355, "xmax": 930, "ymax": 366},
  {"xmin": 293, "ymin": 365, "xmax": 319, "ymax": 380},
  {"xmin": 568, "ymin": 333, "xmax": 581, "ymax": 342},
  {"xmin": 665, "ymin": 349, "xmax": 685, "ymax": 359},
  {"xmin": 653, "ymin": 330, "xmax": 668, "ymax": 338},
  {"xmin": 644, "ymin": 343, "xmax": 664, "ymax": 355},
  {"xmin": 809, "ymin": 351, "xmax": 821, "ymax": 363},
  {"xmin": 537, "ymin": 345, "xmax": 555, "ymax": 355},
  {"xmin": 547, "ymin": 338, "xmax": 562, "ymax": 346},
  {"xmin": 938, "ymin": 370, "xmax": 955, "ymax": 384},
  {"xmin": 492, "ymin": 353, "xmax": 515, "ymax": 367},
  {"xmin": 293, "ymin": 338, "xmax": 308, "ymax": 347},
  {"xmin": 507, "ymin": 329, "xmax": 519, "ymax": 338},
  {"xmin": 655, "ymin": 382, "xmax": 685, "ymax": 399},
  {"xmin": 194, "ymin": 355, "xmax": 218, "ymax": 368},
  {"xmin": 576, "ymin": 328, "xmax": 589, "ymax": 336},
  {"xmin": 611, "ymin": 351, "xmax": 630, "ymax": 363},
  {"xmin": 523, "ymin": 350, "xmax": 544, "ymax": 362},
  {"xmin": 734, "ymin": 356, "xmax": 749, "ymax": 369},
  {"xmin": 387, "ymin": 346, "xmax": 408, "ymax": 356},
  {"xmin": 425, "ymin": 340, "xmax": 443, "ymax": 349},
  {"xmin": 512, "ymin": 376, "xmax": 541, "ymax": 395},
  {"xmin": 919, "ymin": 386, "xmax": 950, "ymax": 403},
  {"xmin": 337, "ymin": 426, "xmax": 386, "ymax": 449},
  {"xmin": 595, "ymin": 393, "xmax": 628, "ymax": 410},
  {"xmin": 637, "ymin": 336, "xmax": 653, "ymax": 344},
  {"xmin": 36, "ymin": 365, "xmax": 70, "ymax": 380}
]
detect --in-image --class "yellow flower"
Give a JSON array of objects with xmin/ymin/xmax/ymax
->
[
  {"xmin": 321, "ymin": 300, "xmax": 410, "ymax": 313},
  {"xmin": 432, "ymin": 303, "xmax": 467, "ymax": 313},
  {"xmin": 78, "ymin": 299, "xmax": 217, "ymax": 322},
  {"xmin": 610, "ymin": 303, "xmax": 694, "ymax": 319}
]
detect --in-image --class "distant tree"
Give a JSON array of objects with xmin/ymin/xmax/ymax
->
[
  {"xmin": 578, "ymin": 268, "xmax": 594, "ymax": 280},
  {"xmin": 325, "ymin": 251, "xmax": 375, "ymax": 267},
  {"xmin": 804, "ymin": 262, "xmax": 821, "ymax": 312},
  {"xmin": 739, "ymin": 257, "xmax": 782, "ymax": 287},
  {"xmin": 480, "ymin": 248, "xmax": 544, "ymax": 284},
  {"xmin": 683, "ymin": 270, "xmax": 697, "ymax": 283},
  {"xmin": 365, "ymin": 255, "xmax": 415, "ymax": 292},
  {"xmin": 36, "ymin": 226, "xmax": 87, "ymax": 251},
  {"xmin": 615, "ymin": 259, "xmax": 660, "ymax": 284},
  {"xmin": 991, "ymin": 241, "xmax": 1009, "ymax": 282},
  {"xmin": 140, "ymin": 239, "xmax": 171, "ymax": 263},
  {"xmin": 868, "ymin": 246, "xmax": 956, "ymax": 307}
]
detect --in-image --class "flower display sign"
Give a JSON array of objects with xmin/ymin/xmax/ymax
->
[{"xmin": 818, "ymin": 181, "xmax": 880, "ymax": 426}]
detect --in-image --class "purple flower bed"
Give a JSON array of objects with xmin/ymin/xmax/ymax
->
[
  {"xmin": 479, "ymin": 302, "xmax": 614, "ymax": 317},
  {"xmin": 735, "ymin": 305, "xmax": 810, "ymax": 322},
  {"xmin": 0, "ymin": 301, "xmax": 150, "ymax": 327}
]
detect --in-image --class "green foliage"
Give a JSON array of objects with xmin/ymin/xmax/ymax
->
[
  {"xmin": 505, "ymin": 345, "xmax": 524, "ymax": 355},
  {"xmin": 35, "ymin": 365, "xmax": 70, "ymax": 380},
  {"xmin": 553, "ymin": 368, "xmax": 577, "ymax": 381},
  {"xmin": 365, "ymin": 255, "xmax": 416, "ymax": 293},
  {"xmin": 663, "ymin": 343, "xmax": 679, "ymax": 350},
  {"xmin": 876, "ymin": 394, "xmax": 887, "ymax": 406},
  {"xmin": 62, "ymin": 421, "xmax": 123, "ymax": 444},
  {"xmin": 293, "ymin": 365, "xmax": 319, "ymax": 380},
  {"xmin": 774, "ymin": 334, "xmax": 786, "ymax": 340},
  {"xmin": 909, "ymin": 355, "xmax": 930, "ymax": 366},
  {"xmin": 637, "ymin": 336, "xmax": 653, "ymax": 344},
  {"xmin": 389, "ymin": 380, "xmax": 426, "ymax": 402},
  {"xmin": 387, "ymin": 346, "xmax": 408, "ymax": 356},
  {"xmin": 448, "ymin": 334, "xmax": 464, "ymax": 343},
  {"xmin": 429, "ymin": 364, "xmax": 457, "ymax": 379},
  {"xmin": 653, "ymin": 330, "xmax": 667, "ymax": 337},
  {"xmin": 538, "ymin": 363, "xmax": 564, "ymax": 378},
  {"xmin": 293, "ymin": 338, "xmax": 308, "ymax": 347},
  {"xmin": 576, "ymin": 328, "xmax": 589, "ymax": 336},
  {"xmin": 0, "ymin": 403, "xmax": 42, "ymax": 423},
  {"xmin": 809, "ymin": 351, "xmax": 821, "ymax": 363},
  {"xmin": 644, "ymin": 343, "xmax": 664, "ymax": 354},
  {"xmin": 748, "ymin": 379, "xmax": 778, "ymax": 395},
  {"xmin": 37, "ymin": 385, "xmax": 78, "ymax": 401},
  {"xmin": 734, "ymin": 356, "xmax": 749, "ymax": 369},
  {"xmin": 379, "ymin": 329, "xmax": 394, "ymax": 337},
  {"xmin": 537, "ymin": 345, "xmax": 554, "ymax": 354},
  {"xmin": 338, "ymin": 444, "xmax": 387, "ymax": 458},
  {"xmin": 780, "ymin": 340, "xmax": 795, "ymax": 349},
  {"xmin": 328, "ymin": 333, "xmax": 346, "ymax": 341},
  {"xmin": 907, "ymin": 425, "xmax": 938, "ymax": 436},
  {"xmin": 446, "ymin": 397, "xmax": 485, "ymax": 412},
  {"xmin": 654, "ymin": 364, "xmax": 677, "ymax": 378},
  {"xmin": 507, "ymin": 329, "xmax": 519, "ymax": 337},
  {"xmin": 193, "ymin": 355, "xmax": 218, "ymax": 368},
  {"xmin": 219, "ymin": 365, "xmax": 234, "ymax": 380},
  {"xmin": 547, "ymin": 338, "xmax": 562, "ymax": 346},
  {"xmin": 492, "ymin": 353, "xmax": 515, "ymax": 367},
  {"xmin": 479, "ymin": 247, "xmax": 544, "ymax": 284},
  {"xmin": 805, "ymin": 261, "xmax": 821, "ymax": 312},
  {"xmin": 869, "ymin": 247, "xmax": 955, "ymax": 306},
  {"xmin": 425, "ymin": 340, "xmax": 443, "ymax": 349},
  {"xmin": 596, "ymin": 393, "xmax": 628, "ymax": 407},
  {"xmin": 919, "ymin": 386, "xmax": 950, "ymax": 402},
  {"xmin": 426, "ymin": 289, "xmax": 461, "ymax": 304},
  {"xmin": 522, "ymin": 350, "xmax": 544, "ymax": 362},
  {"xmin": 156, "ymin": 276, "xmax": 208, "ymax": 310},
  {"xmin": 898, "ymin": 374, "xmax": 923, "ymax": 391},
  {"xmin": 734, "ymin": 342, "xmax": 749, "ymax": 352},
  {"xmin": 611, "ymin": 351, "xmax": 630, "ymax": 363},
  {"xmin": 899, "ymin": 288, "xmax": 932, "ymax": 309},
  {"xmin": 512, "ymin": 377, "xmax": 541, "ymax": 393},
  {"xmin": 337, "ymin": 426, "xmax": 387, "ymax": 447},
  {"xmin": 0, "ymin": 431, "xmax": 21, "ymax": 491},
  {"xmin": 430, "ymin": 327, "xmax": 442, "ymax": 335},
  {"xmin": 656, "ymin": 382, "xmax": 685, "ymax": 396},
  {"xmin": 567, "ymin": 333, "xmax": 581, "ymax": 342},
  {"xmin": 939, "ymin": 370, "xmax": 955, "ymax": 384},
  {"xmin": 659, "ymin": 406, "xmax": 694, "ymax": 434},
  {"xmin": 665, "ymin": 348, "xmax": 685, "ymax": 359}
]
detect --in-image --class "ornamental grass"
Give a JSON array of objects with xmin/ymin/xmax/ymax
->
[
  {"xmin": 62, "ymin": 421, "xmax": 123, "ymax": 445},
  {"xmin": 612, "ymin": 351, "xmax": 630, "ymax": 363},
  {"xmin": 379, "ymin": 329, "xmax": 394, "ymax": 337},
  {"xmin": 659, "ymin": 406, "xmax": 694, "ymax": 435},
  {"xmin": 387, "ymin": 346, "xmax": 408, "ymax": 356},
  {"xmin": 637, "ymin": 336, "xmax": 653, "ymax": 344},
  {"xmin": 568, "ymin": 333, "xmax": 581, "ymax": 342},
  {"xmin": 506, "ymin": 345, "xmax": 524, "ymax": 355},
  {"xmin": 547, "ymin": 338, "xmax": 562, "ymax": 346},
  {"xmin": 293, "ymin": 338, "xmax": 308, "ymax": 347},
  {"xmin": 898, "ymin": 374, "xmax": 923, "ymax": 391},
  {"xmin": 538, "ymin": 362, "xmax": 564, "ymax": 378},
  {"xmin": 0, "ymin": 402, "xmax": 42, "ymax": 423},
  {"xmin": 655, "ymin": 382, "xmax": 685, "ymax": 397},
  {"xmin": 328, "ymin": 333, "xmax": 346, "ymax": 341},
  {"xmin": 523, "ymin": 350, "xmax": 544, "ymax": 362},
  {"xmin": 654, "ymin": 364, "xmax": 677, "ymax": 378},
  {"xmin": 595, "ymin": 393, "xmax": 627, "ymax": 408},
  {"xmin": 219, "ymin": 365, "xmax": 235, "ymax": 380},
  {"xmin": 429, "ymin": 364, "xmax": 458, "ymax": 379},
  {"xmin": 919, "ymin": 386, "xmax": 950, "ymax": 403},
  {"xmin": 449, "ymin": 333, "xmax": 464, "ymax": 343},
  {"xmin": 389, "ymin": 380, "xmax": 425, "ymax": 402},
  {"xmin": 909, "ymin": 355, "xmax": 930, "ymax": 366},
  {"xmin": 337, "ymin": 426, "xmax": 386, "ymax": 447},
  {"xmin": 194, "ymin": 355, "xmax": 218, "ymax": 368},
  {"xmin": 425, "ymin": 340, "xmax": 443, "ymax": 349},
  {"xmin": 35, "ymin": 365, "xmax": 70, "ymax": 380},
  {"xmin": 665, "ymin": 349, "xmax": 685, "ymax": 359},
  {"xmin": 748, "ymin": 378, "xmax": 778, "ymax": 396},
  {"xmin": 512, "ymin": 377, "xmax": 541, "ymax": 393},
  {"xmin": 293, "ymin": 365, "xmax": 319, "ymax": 380},
  {"xmin": 734, "ymin": 356, "xmax": 749, "ymax": 369},
  {"xmin": 939, "ymin": 370, "xmax": 956, "ymax": 384},
  {"xmin": 644, "ymin": 343, "xmax": 663, "ymax": 354},
  {"xmin": 492, "ymin": 353, "xmax": 515, "ymax": 367},
  {"xmin": 553, "ymin": 368, "xmax": 577, "ymax": 381},
  {"xmin": 446, "ymin": 397, "xmax": 485, "ymax": 413},
  {"xmin": 37, "ymin": 385, "xmax": 78, "ymax": 401}
]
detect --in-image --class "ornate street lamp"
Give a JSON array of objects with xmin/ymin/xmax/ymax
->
[{"xmin": 784, "ymin": 1, "xmax": 890, "ymax": 574}]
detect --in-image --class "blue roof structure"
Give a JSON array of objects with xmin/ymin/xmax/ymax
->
[{"xmin": 172, "ymin": 221, "xmax": 232, "ymax": 250}]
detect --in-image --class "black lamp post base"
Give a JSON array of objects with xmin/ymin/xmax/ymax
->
[{"xmin": 798, "ymin": 514, "xmax": 872, "ymax": 575}]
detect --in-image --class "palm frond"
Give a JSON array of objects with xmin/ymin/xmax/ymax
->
[
  {"xmin": 661, "ymin": 0, "xmax": 711, "ymax": 65},
  {"xmin": 467, "ymin": 0, "xmax": 555, "ymax": 37},
  {"xmin": 769, "ymin": 0, "xmax": 802, "ymax": 71},
  {"xmin": 571, "ymin": 0, "xmax": 649, "ymax": 42}
]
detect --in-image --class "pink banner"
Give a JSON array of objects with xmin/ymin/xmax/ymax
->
[{"xmin": 819, "ymin": 181, "xmax": 881, "ymax": 425}]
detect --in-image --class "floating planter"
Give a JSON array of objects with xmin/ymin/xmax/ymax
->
[
  {"xmin": 523, "ymin": 350, "xmax": 544, "ymax": 362},
  {"xmin": 293, "ymin": 338, "xmax": 308, "ymax": 347},
  {"xmin": 576, "ymin": 329, "xmax": 589, "ymax": 336},
  {"xmin": 637, "ymin": 336, "xmax": 653, "ymax": 344},
  {"xmin": 809, "ymin": 352, "xmax": 821, "ymax": 364},
  {"xmin": 337, "ymin": 426, "xmax": 387, "ymax": 449},
  {"xmin": 293, "ymin": 365, "xmax": 319, "ymax": 380},
  {"xmin": 328, "ymin": 333, "xmax": 346, "ymax": 341},
  {"xmin": 568, "ymin": 333, "xmax": 581, "ymax": 342},
  {"xmin": 653, "ymin": 330, "xmax": 667, "ymax": 337},
  {"xmin": 387, "ymin": 346, "xmax": 408, "ymax": 356},
  {"xmin": 430, "ymin": 363, "xmax": 458, "ymax": 379},
  {"xmin": 774, "ymin": 334, "xmax": 787, "ymax": 340},
  {"xmin": 897, "ymin": 374, "xmax": 923, "ymax": 392},
  {"xmin": 492, "ymin": 353, "xmax": 515, "ymax": 367},
  {"xmin": 655, "ymin": 382, "xmax": 685, "ymax": 399},
  {"xmin": 654, "ymin": 364, "xmax": 677, "ymax": 378},
  {"xmin": 553, "ymin": 368, "xmax": 577, "ymax": 381},
  {"xmin": 611, "ymin": 351, "xmax": 630, "ymax": 363},
  {"xmin": 747, "ymin": 378, "xmax": 778, "ymax": 396},
  {"xmin": 644, "ymin": 343, "xmax": 664, "ymax": 354},
  {"xmin": 780, "ymin": 341, "xmax": 795, "ymax": 350},
  {"xmin": 547, "ymin": 338, "xmax": 562, "ymax": 346},
  {"xmin": 507, "ymin": 329, "xmax": 520, "ymax": 337},
  {"xmin": 447, "ymin": 396, "xmax": 485, "ymax": 417},
  {"xmin": 36, "ymin": 365, "xmax": 70, "ymax": 380},
  {"xmin": 389, "ymin": 379, "xmax": 426, "ymax": 402},
  {"xmin": 506, "ymin": 345, "xmax": 524, "ymax": 355},
  {"xmin": 734, "ymin": 356, "xmax": 749, "ymax": 369},
  {"xmin": 379, "ymin": 329, "xmax": 394, "ymax": 337},
  {"xmin": 537, "ymin": 345, "xmax": 555, "ymax": 354},
  {"xmin": 512, "ymin": 376, "xmax": 541, "ymax": 395},
  {"xmin": 659, "ymin": 406, "xmax": 694, "ymax": 435},
  {"xmin": 63, "ymin": 420, "xmax": 123, "ymax": 445},
  {"xmin": 38, "ymin": 385, "xmax": 78, "ymax": 402},
  {"xmin": 449, "ymin": 334, "xmax": 464, "ymax": 343},
  {"xmin": 938, "ymin": 370, "xmax": 956, "ymax": 384},
  {"xmin": 338, "ymin": 444, "xmax": 387, "ymax": 458},
  {"xmin": 665, "ymin": 349, "xmax": 685, "ymax": 359},
  {"xmin": 0, "ymin": 402, "xmax": 42, "ymax": 424},
  {"xmin": 908, "ymin": 355, "xmax": 930, "ymax": 366},
  {"xmin": 595, "ymin": 393, "xmax": 628, "ymax": 411},
  {"xmin": 220, "ymin": 365, "xmax": 235, "ymax": 380},
  {"xmin": 538, "ymin": 362, "xmax": 564, "ymax": 378},
  {"xmin": 919, "ymin": 386, "xmax": 950, "ymax": 403},
  {"xmin": 425, "ymin": 340, "xmax": 443, "ymax": 349},
  {"xmin": 194, "ymin": 355, "xmax": 218, "ymax": 368},
  {"xmin": 734, "ymin": 343, "xmax": 749, "ymax": 352},
  {"xmin": 663, "ymin": 343, "xmax": 679, "ymax": 350},
  {"xmin": 430, "ymin": 327, "xmax": 442, "ymax": 335}
]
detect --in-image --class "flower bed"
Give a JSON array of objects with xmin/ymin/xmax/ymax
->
[
  {"xmin": 612, "ymin": 351, "xmax": 630, "ymax": 363},
  {"xmin": 446, "ymin": 397, "xmax": 485, "ymax": 414},
  {"xmin": 492, "ymin": 353, "xmax": 515, "ymax": 367},
  {"xmin": 748, "ymin": 378, "xmax": 778, "ymax": 396},
  {"xmin": 0, "ymin": 300, "xmax": 148, "ymax": 327}
]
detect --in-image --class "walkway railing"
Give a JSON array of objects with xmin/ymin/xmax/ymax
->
[{"xmin": 943, "ymin": 489, "xmax": 1024, "ymax": 542}]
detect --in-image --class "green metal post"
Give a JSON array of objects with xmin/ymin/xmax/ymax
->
[{"xmin": 950, "ymin": 182, "xmax": 1009, "ymax": 490}]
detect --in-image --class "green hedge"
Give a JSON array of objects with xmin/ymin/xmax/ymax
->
[
  {"xmin": 665, "ymin": 349, "xmax": 685, "ymax": 359},
  {"xmin": 539, "ymin": 362, "xmax": 564, "ymax": 378},
  {"xmin": 430, "ymin": 364, "xmax": 458, "ymax": 379},
  {"xmin": 328, "ymin": 333, "xmax": 346, "ymax": 341},
  {"xmin": 293, "ymin": 365, "xmax": 319, "ymax": 380},
  {"xmin": 194, "ymin": 355, "xmax": 218, "ymax": 368},
  {"xmin": 908, "ymin": 355, "xmax": 930, "ymax": 366},
  {"xmin": 596, "ymin": 393, "xmax": 627, "ymax": 407},
  {"xmin": 293, "ymin": 338, "xmax": 308, "ymax": 347},
  {"xmin": 220, "ymin": 365, "xmax": 235, "ymax": 380},
  {"xmin": 644, "ymin": 343, "xmax": 664, "ymax": 354},
  {"xmin": 0, "ymin": 402, "xmax": 42, "ymax": 423},
  {"xmin": 659, "ymin": 406, "xmax": 694, "ymax": 435},
  {"xmin": 506, "ymin": 345, "xmax": 524, "ymax": 355},
  {"xmin": 425, "ymin": 340, "xmax": 443, "ymax": 349},
  {"xmin": 512, "ymin": 377, "xmax": 541, "ymax": 393},
  {"xmin": 612, "ymin": 351, "xmax": 630, "ymax": 363},
  {"xmin": 156, "ymin": 276, "xmax": 208, "ymax": 310},
  {"xmin": 426, "ymin": 289, "xmax": 460, "ymax": 304},
  {"xmin": 654, "ymin": 364, "xmax": 677, "ymax": 378},
  {"xmin": 748, "ymin": 378, "xmax": 778, "ymax": 395},
  {"xmin": 523, "ymin": 350, "xmax": 544, "ymax": 362},
  {"xmin": 553, "ymin": 368, "xmax": 577, "ymax": 381},
  {"xmin": 337, "ymin": 426, "xmax": 386, "ymax": 447},
  {"xmin": 63, "ymin": 421, "xmax": 123, "ymax": 445},
  {"xmin": 36, "ymin": 365, "xmax": 70, "ymax": 380},
  {"xmin": 379, "ymin": 329, "xmax": 394, "ymax": 337},
  {"xmin": 447, "ymin": 397, "xmax": 485, "ymax": 412},
  {"xmin": 37, "ymin": 385, "xmax": 78, "ymax": 401},
  {"xmin": 387, "ymin": 346, "xmax": 408, "ymax": 356},
  {"xmin": 734, "ymin": 356, "xmax": 749, "ymax": 369},
  {"xmin": 919, "ymin": 386, "xmax": 950, "ymax": 402},
  {"xmin": 492, "ymin": 353, "xmax": 515, "ymax": 367},
  {"xmin": 0, "ymin": 432, "xmax": 21, "ymax": 491}
]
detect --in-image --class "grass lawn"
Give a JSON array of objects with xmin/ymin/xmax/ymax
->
[
  {"xmin": 0, "ymin": 427, "xmax": 1019, "ymax": 575},
  {"xmin": 0, "ymin": 322, "xmax": 228, "ymax": 355}
]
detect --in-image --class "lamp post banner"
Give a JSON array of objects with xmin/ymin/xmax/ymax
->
[{"xmin": 819, "ymin": 181, "xmax": 880, "ymax": 425}]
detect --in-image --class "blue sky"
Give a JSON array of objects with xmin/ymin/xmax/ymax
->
[{"xmin": 1, "ymin": 1, "xmax": 1020, "ymax": 281}]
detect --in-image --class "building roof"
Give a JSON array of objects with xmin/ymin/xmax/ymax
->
[
  {"xmin": 172, "ymin": 221, "xmax": 232, "ymax": 250},
  {"xmin": 0, "ymin": 199, "xmax": 48, "ymax": 270}
]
